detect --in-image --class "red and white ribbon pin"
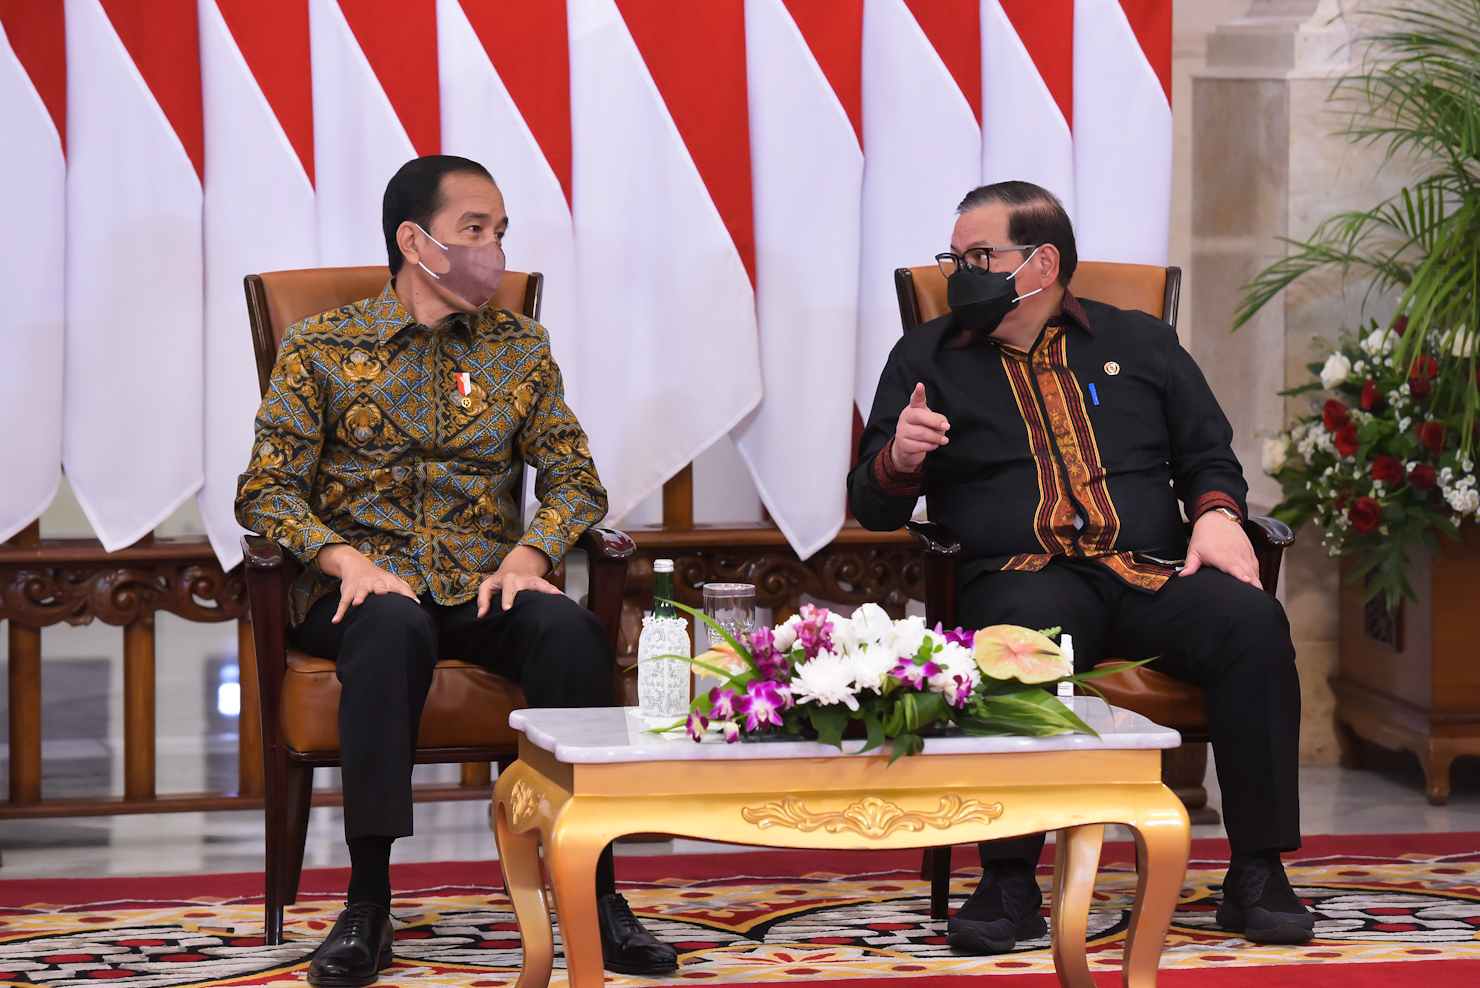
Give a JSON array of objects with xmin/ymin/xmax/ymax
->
[{"xmin": 456, "ymin": 372, "xmax": 471, "ymax": 396}]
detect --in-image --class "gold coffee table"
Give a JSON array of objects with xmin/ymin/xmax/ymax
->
[{"xmin": 492, "ymin": 703, "xmax": 1190, "ymax": 987}]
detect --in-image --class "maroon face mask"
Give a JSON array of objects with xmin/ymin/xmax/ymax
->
[{"xmin": 414, "ymin": 223, "xmax": 505, "ymax": 309}]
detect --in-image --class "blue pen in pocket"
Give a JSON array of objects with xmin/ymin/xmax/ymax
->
[{"xmin": 1088, "ymin": 383, "xmax": 1100, "ymax": 406}]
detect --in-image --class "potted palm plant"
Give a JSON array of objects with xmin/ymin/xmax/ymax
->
[{"xmin": 1236, "ymin": 0, "xmax": 1480, "ymax": 803}]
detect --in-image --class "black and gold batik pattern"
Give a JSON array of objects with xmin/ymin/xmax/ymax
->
[{"xmin": 236, "ymin": 281, "xmax": 607, "ymax": 625}]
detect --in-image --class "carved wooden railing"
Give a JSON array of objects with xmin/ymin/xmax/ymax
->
[{"xmin": 0, "ymin": 522, "xmax": 491, "ymax": 820}]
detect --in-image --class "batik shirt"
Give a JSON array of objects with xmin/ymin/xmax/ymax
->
[
  {"xmin": 848, "ymin": 293, "xmax": 1247, "ymax": 592},
  {"xmin": 236, "ymin": 281, "xmax": 607, "ymax": 625}
]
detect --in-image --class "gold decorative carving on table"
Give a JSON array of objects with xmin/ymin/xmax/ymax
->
[
  {"xmin": 741, "ymin": 793, "xmax": 1003, "ymax": 839},
  {"xmin": 509, "ymin": 780, "xmax": 539, "ymax": 828}
]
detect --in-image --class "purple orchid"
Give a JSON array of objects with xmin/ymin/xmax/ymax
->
[
  {"xmin": 735, "ymin": 679, "xmax": 791, "ymax": 730},
  {"xmin": 685, "ymin": 711, "xmax": 709, "ymax": 742},
  {"xmin": 933, "ymin": 622, "xmax": 975, "ymax": 649},
  {"xmin": 792, "ymin": 603, "xmax": 836, "ymax": 659},
  {"xmin": 892, "ymin": 659, "xmax": 942, "ymax": 690},
  {"xmin": 944, "ymin": 673, "xmax": 974, "ymax": 708},
  {"xmin": 747, "ymin": 626, "xmax": 792, "ymax": 681},
  {"xmin": 709, "ymin": 686, "xmax": 741, "ymax": 720}
]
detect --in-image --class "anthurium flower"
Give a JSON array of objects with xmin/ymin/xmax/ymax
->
[{"xmin": 973, "ymin": 625, "xmax": 1071, "ymax": 684}]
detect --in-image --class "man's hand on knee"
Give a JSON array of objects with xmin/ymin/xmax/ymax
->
[
  {"xmin": 1181, "ymin": 510, "xmax": 1262, "ymax": 588},
  {"xmin": 317, "ymin": 544, "xmax": 422, "ymax": 623},
  {"xmin": 478, "ymin": 545, "xmax": 562, "ymax": 616}
]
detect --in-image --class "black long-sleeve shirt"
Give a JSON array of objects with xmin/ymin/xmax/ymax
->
[{"xmin": 847, "ymin": 293, "xmax": 1247, "ymax": 592}]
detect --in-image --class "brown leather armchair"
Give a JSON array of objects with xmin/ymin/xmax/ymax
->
[
  {"xmin": 892, "ymin": 261, "xmax": 1295, "ymax": 918},
  {"xmin": 240, "ymin": 266, "xmax": 635, "ymax": 944}
]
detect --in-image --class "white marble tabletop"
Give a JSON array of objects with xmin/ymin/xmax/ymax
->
[{"xmin": 508, "ymin": 700, "xmax": 1181, "ymax": 765}]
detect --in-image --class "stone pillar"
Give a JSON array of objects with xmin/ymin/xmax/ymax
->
[{"xmin": 1191, "ymin": 0, "xmax": 1412, "ymax": 764}]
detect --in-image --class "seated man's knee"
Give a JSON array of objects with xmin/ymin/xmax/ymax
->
[
  {"xmin": 514, "ymin": 591, "xmax": 612, "ymax": 660},
  {"xmin": 337, "ymin": 594, "xmax": 436, "ymax": 671}
]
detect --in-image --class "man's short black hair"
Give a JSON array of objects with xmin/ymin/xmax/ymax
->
[
  {"xmin": 955, "ymin": 181, "xmax": 1077, "ymax": 287},
  {"xmin": 382, "ymin": 155, "xmax": 496, "ymax": 274}
]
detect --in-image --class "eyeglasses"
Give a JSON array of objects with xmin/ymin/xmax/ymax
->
[{"xmin": 935, "ymin": 245, "xmax": 1037, "ymax": 278}]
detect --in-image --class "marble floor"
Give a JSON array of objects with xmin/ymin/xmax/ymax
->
[{"xmin": 1, "ymin": 612, "xmax": 1479, "ymax": 881}]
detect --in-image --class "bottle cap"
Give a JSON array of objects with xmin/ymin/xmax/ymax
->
[{"xmin": 653, "ymin": 558, "xmax": 674, "ymax": 573}]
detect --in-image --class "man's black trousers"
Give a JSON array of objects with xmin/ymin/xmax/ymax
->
[
  {"xmin": 959, "ymin": 558, "xmax": 1301, "ymax": 862},
  {"xmin": 290, "ymin": 589, "xmax": 616, "ymax": 842}
]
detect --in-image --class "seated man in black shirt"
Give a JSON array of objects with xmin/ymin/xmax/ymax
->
[{"xmin": 849, "ymin": 181, "xmax": 1311, "ymax": 952}]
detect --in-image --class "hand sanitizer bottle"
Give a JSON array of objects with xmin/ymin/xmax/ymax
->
[{"xmin": 1057, "ymin": 634, "xmax": 1076, "ymax": 701}]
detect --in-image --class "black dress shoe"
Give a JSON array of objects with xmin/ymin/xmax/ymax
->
[
  {"xmin": 307, "ymin": 903, "xmax": 395, "ymax": 987},
  {"xmin": 946, "ymin": 858, "xmax": 1047, "ymax": 954},
  {"xmin": 1216, "ymin": 855, "xmax": 1315, "ymax": 944},
  {"xmin": 598, "ymin": 892, "xmax": 679, "ymax": 974}
]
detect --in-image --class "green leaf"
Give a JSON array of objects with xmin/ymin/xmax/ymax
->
[
  {"xmin": 808, "ymin": 705, "xmax": 848, "ymax": 749},
  {"xmin": 860, "ymin": 711, "xmax": 886, "ymax": 753},
  {"xmin": 661, "ymin": 599, "xmax": 758, "ymax": 673},
  {"xmin": 888, "ymin": 732, "xmax": 925, "ymax": 766}
]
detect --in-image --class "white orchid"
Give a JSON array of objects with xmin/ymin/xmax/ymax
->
[
  {"xmin": 850, "ymin": 603, "xmax": 897, "ymax": 653},
  {"xmin": 1319, "ymin": 352, "xmax": 1351, "ymax": 389},
  {"xmin": 790, "ymin": 648, "xmax": 860, "ymax": 710},
  {"xmin": 771, "ymin": 619, "xmax": 798, "ymax": 653}
]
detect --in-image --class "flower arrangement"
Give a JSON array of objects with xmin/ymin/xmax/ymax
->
[
  {"xmin": 661, "ymin": 601, "xmax": 1130, "ymax": 762},
  {"xmin": 1263, "ymin": 317, "xmax": 1471, "ymax": 611}
]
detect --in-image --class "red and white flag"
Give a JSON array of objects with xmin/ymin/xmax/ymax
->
[
  {"xmin": 568, "ymin": 0, "xmax": 761, "ymax": 524},
  {"xmin": 734, "ymin": 0, "xmax": 862, "ymax": 559},
  {"xmin": 311, "ymin": 0, "xmax": 437, "ymax": 267},
  {"xmin": 1073, "ymin": 0, "xmax": 1171, "ymax": 264},
  {"xmin": 437, "ymin": 0, "xmax": 577, "ymax": 389},
  {"xmin": 0, "ymin": 2, "xmax": 66, "ymax": 542},
  {"xmin": 199, "ymin": 0, "xmax": 318, "ymax": 568},
  {"xmin": 982, "ymin": 0, "xmax": 1075, "ymax": 217},
  {"xmin": 64, "ymin": 0, "xmax": 204, "ymax": 550},
  {"xmin": 856, "ymin": 0, "xmax": 981, "ymax": 414}
]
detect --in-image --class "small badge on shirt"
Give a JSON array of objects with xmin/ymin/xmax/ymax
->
[
  {"xmin": 1104, "ymin": 361, "xmax": 1121, "ymax": 376},
  {"xmin": 456, "ymin": 372, "xmax": 472, "ymax": 408}
]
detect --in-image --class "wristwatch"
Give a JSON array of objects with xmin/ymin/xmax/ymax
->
[{"xmin": 1213, "ymin": 507, "xmax": 1241, "ymax": 524}]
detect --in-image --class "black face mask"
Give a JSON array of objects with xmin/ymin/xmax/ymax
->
[{"xmin": 945, "ymin": 246, "xmax": 1042, "ymax": 336}]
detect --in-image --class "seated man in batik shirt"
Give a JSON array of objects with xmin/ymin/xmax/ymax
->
[
  {"xmin": 850, "ymin": 181, "xmax": 1312, "ymax": 955},
  {"xmin": 237, "ymin": 156, "xmax": 676, "ymax": 986}
]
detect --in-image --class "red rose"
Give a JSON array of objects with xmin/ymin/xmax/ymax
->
[
  {"xmin": 1411, "ymin": 354, "xmax": 1439, "ymax": 379},
  {"xmin": 1410, "ymin": 463, "xmax": 1438, "ymax": 491},
  {"xmin": 1416, "ymin": 421, "xmax": 1446, "ymax": 455},
  {"xmin": 1371, "ymin": 455, "xmax": 1405, "ymax": 485},
  {"xmin": 1323, "ymin": 398, "xmax": 1350, "ymax": 432},
  {"xmin": 1334, "ymin": 421, "xmax": 1361, "ymax": 458},
  {"xmin": 1394, "ymin": 314, "xmax": 1409, "ymax": 336},
  {"xmin": 1361, "ymin": 379, "xmax": 1381, "ymax": 410},
  {"xmin": 1348, "ymin": 496, "xmax": 1382, "ymax": 533},
  {"xmin": 1409, "ymin": 375, "xmax": 1431, "ymax": 400}
]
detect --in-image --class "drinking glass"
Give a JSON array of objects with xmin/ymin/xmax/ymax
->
[{"xmin": 701, "ymin": 583, "xmax": 757, "ymax": 651}]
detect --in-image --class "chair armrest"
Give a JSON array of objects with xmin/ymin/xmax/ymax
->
[
  {"xmin": 577, "ymin": 526, "xmax": 635, "ymax": 655},
  {"xmin": 906, "ymin": 521, "xmax": 962, "ymax": 631},
  {"xmin": 1244, "ymin": 515, "xmax": 1294, "ymax": 598},
  {"xmin": 243, "ymin": 534, "xmax": 286, "ymax": 569}
]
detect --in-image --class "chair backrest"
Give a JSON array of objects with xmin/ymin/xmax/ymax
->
[
  {"xmin": 244, "ymin": 266, "xmax": 543, "ymax": 398},
  {"xmin": 893, "ymin": 261, "xmax": 1181, "ymax": 333}
]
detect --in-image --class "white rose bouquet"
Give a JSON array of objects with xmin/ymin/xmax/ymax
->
[{"xmin": 657, "ymin": 601, "xmax": 1137, "ymax": 762}]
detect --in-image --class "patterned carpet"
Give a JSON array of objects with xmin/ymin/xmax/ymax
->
[{"xmin": 0, "ymin": 834, "xmax": 1477, "ymax": 986}]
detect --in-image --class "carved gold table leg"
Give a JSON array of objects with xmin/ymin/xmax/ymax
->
[
  {"xmin": 1122, "ymin": 795, "xmax": 1192, "ymax": 988},
  {"xmin": 1050, "ymin": 824, "xmax": 1104, "ymax": 988},
  {"xmin": 492, "ymin": 767, "xmax": 556, "ymax": 988},
  {"xmin": 545, "ymin": 806, "xmax": 609, "ymax": 988}
]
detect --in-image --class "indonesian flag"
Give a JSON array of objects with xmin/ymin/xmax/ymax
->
[
  {"xmin": 568, "ymin": 0, "xmax": 761, "ymax": 524},
  {"xmin": 437, "ymin": 0, "xmax": 577, "ymax": 392},
  {"xmin": 311, "ymin": 0, "xmax": 437, "ymax": 267},
  {"xmin": 856, "ymin": 0, "xmax": 981, "ymax": 415},
  {"xmin": 1073, "ymin": 0, "xmax": 1171, "ymax": 264},
  {"xmin": 734, "ymin": 0, "xmax": 862, "ymax": 559},
  {"xmin": 0, "ymin": 2, "xmax": 65, "ymax": 542},
  {"xmin": 64, "ymin": 0, "xmax": 204, "ymax": 550},
  {"xmin": 199, "ymin": 0, "xmax": 318, "ymax": 569},
  {"xmin": 982, "ymin": 0, "xmax": 1075, "ymax": 218}
]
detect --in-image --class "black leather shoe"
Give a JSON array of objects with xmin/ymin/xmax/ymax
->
[
  {"xmin": 307, "ymin": 903, "xmax": 395, "ymax": 987},
  {"xmin": 598, "ymin": 892, "xmax": 679, "ymax": 974},
  {"xmin": 1216, "ymin": 855, "xmax": 1315, "ymax": 944},
  {"xmin": 946, "ymin": 859, "xmax": 1047, "ymax": 954}
]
